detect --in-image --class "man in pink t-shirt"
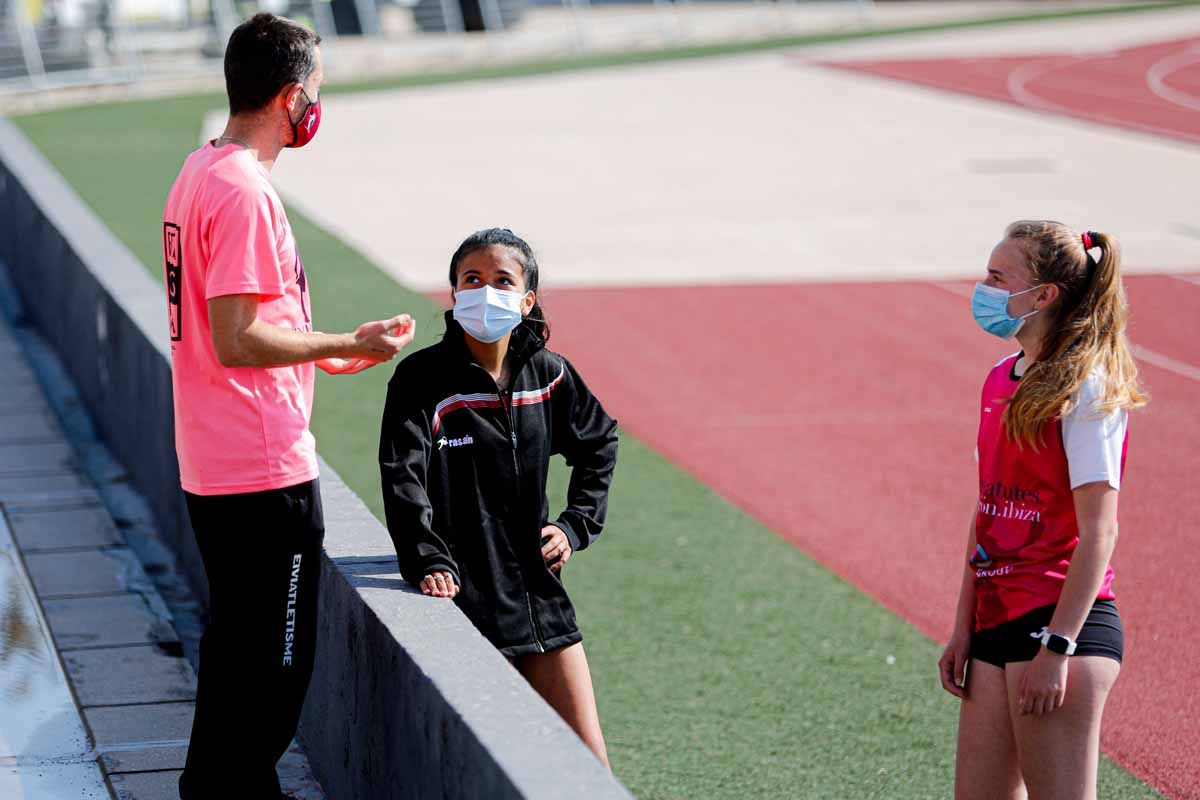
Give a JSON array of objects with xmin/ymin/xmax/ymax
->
[{"xmin": 161, "ymin": 14, "xmax": 414, "ymax": 800}]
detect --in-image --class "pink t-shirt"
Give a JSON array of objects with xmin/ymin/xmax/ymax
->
[{"xmin": 162, "ymin": 142, "xmax": 318, "ymax": 496}]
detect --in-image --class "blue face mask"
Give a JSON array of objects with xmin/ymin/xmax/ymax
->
[
  {"xmin": 453, "ymin": 285, "xmax": 529, "ymax": 343},
  {"xmin": 970, "ymin": 282, "xmax": 1042, "ymax": 339}
]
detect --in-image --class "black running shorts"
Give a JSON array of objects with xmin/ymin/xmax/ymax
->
[{"xmin": 971, "ymin": 599, "xmax": 1123, "ymax": 668}]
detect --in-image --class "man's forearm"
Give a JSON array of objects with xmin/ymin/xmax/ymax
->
[{"xmin": 222, "ymin": 320, "xmax": 358, "ymax": 368}]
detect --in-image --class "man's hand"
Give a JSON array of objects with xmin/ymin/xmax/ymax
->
[
  {"xmin": 315, "ymin": 357, "xmax": 378, "ymax": 375},
  {"xmin": 351, "ymin": 315, "xmax": 416, "ymax": 362},
  {"xmin": 541, "ymin": 525, "xmax": 573, "ymax": 573},
  {"xmin": 208, "ymin": 296, "xmax": 418, "ymax": 369}
]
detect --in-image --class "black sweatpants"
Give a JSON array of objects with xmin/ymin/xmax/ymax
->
[{"xmin": 178, "ymin": 479, "xmax": 325, "ymax": 800}]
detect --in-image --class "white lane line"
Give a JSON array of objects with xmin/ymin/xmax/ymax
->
[
  {"xmin": 1131, "ymin": 344, "xmax": 1200, "ymax": 383},
  {"xmin": 1004, "ymin": 51, "xmax": 1200, "ymax": 144},
  {"xmin": 1007, "ymin": 56, "xmax": 1087, "ymax": 115},
  {"xmin": 1145, "ymin": 44, "xmax": 1200, "ymax": 112},
  {"xmin": 928, "ymin": 281, "xmax": 1200, "ymax": 384}
]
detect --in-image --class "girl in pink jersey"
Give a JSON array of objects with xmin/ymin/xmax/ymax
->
[{"xmin": 939, "ymin": 221, "xmax": 1147, "ymax": 800}]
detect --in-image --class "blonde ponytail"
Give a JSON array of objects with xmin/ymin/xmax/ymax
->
[{"xmin": 1001, "ymin": 221, "xmax": 1147, "ymax": 446}]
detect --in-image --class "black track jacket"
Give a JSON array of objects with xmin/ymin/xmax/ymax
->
[{"xmin": 379, "ymin": 314, "xmax": 618, "ymax": 655}]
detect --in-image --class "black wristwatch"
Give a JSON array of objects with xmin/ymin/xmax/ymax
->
[{"xmin": 1031, "ymin": 626, "xmax": 1077, "ymax": 656}]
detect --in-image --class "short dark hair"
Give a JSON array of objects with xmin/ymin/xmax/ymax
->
[{"xmin": 224, "ymin": 13, "xmax": 321, "ymax": 115}]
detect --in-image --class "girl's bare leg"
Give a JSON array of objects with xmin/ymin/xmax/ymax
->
[
  {"xmin": 956, "ymin": 659, "xmax": 1027, "ymax": 800},
  {"xmin": 1006, "ymin": 657, "xmax": 1120, "ymax": 800},
  {"xmin": 516, "ymin": 642, "xmax": 610, "ymax": 769}
]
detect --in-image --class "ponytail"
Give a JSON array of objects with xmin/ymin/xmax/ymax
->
[{"xmin": 1001, "ymin": 221, "xmax": 1147, "ymax": 446}]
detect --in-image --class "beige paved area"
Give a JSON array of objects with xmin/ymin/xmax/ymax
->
[{"xmin": 197, "ymin": 7, "xmax": 1200, "ymax": 291}]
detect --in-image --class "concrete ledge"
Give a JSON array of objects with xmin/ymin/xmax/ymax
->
[{"xmin": 0, "ymin": 117, "xmax": 632, "ymax": 800}]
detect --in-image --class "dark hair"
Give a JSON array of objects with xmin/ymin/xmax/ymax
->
[
  {"xmin": 224, "ymin": 13, "xmax": 321, "ymax": 116},
  {"xmin": 449, "ymin": 228, "xmax": 550, "ymax": 342}
]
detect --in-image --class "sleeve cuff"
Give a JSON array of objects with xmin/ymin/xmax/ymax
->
[
  {"xmin": 1069, "ymin": 474, "xmax": 1120, "ymax": 491},
  {"xmin": 206, "ymin": 282, "xmax": 286, "ymax": 300},
  {"xmin": 556, "ymin": 516, "xmax": 585, "ymax": 552},
  {"xmin": 418, "ymin": 557, "xmax": 459, "ymax": 585}
]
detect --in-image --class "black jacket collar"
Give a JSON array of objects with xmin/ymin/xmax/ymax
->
[{"xmin": 441, "ymin": 311, "xmax": 546, "ymax": 376}]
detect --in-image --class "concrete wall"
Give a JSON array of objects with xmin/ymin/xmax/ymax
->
[{"xmin": 0, "ymin": 117, "xmax": 632, "ymax": 800}]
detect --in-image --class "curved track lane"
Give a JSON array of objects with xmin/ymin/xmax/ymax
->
[{"xmin": 826, "ymin": 36, "xmax": 1200, "ymax": 144}]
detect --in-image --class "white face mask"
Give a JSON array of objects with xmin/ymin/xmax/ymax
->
[{"xmin": 452, "ymin": 286, "xmax": 529, "ymax": 343}]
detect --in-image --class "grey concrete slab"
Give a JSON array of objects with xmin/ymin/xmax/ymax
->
[
  {"xmin": 1, "ymin": 487, "xmax": 104, "ymax": 511},
  {"xmin": 4, "ymin": 360, "xmax": 38, "ymax": 386},
  {"xmin": 0, "ymin": 516, "xmax": 94, "ymax": 762},
  {"xmin": 7, "ymin": 505, "xmax": 123, "ymax": 552},
  {"xmin": 279, "ymin": 741, "xmax": 327, "ymax": 800},
  {"xmin": 0, "ymin": 762, "xmax": 111, "ymax": 799},
  {"xmin": 0, "ymin": 472, "xmax": 91, "ymax": 500},
  {"xmin": 316, "ymin": 457, "xmax": 397, "ymax": 564},
  {"xmin": 0, "ymin": 384, "xmax": 51, "ymax": 414},
  {"xmin": 43, "ymin": 593, "xmax": 178, "ymax": 650},
  {"xmin": 24, "ymin": 547, "xmax": 151, "ymax": 598},
  {"xmin": 62, "ymin": 645, "xmax": 196, "ymax": 707},
  {"xmin": 108, "ymin": 770, "xmax": 183, "ymax": 800},
  {"xmin": 84, "ymin": 702, "xmax": 195, "ymax": 748},
  {"xmin": 0, "ymin": 410, "xmax": 61, "ymax": 444},
  {"xmin": 0, "ymin": 441, "xmax": 78, "ymax": 474},
  {"xmin": 100, "ymin": 746, "xmax": 187, "ymax": 774}
]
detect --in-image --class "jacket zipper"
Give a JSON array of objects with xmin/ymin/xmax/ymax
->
[{"xmin": 475, "ymin": 363, "xmax": 545, "ymax": 653}]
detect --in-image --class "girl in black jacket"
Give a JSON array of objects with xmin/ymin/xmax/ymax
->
[{"xmin": 379, "ymin": 228, "xmax": 618, "ymax": 767}]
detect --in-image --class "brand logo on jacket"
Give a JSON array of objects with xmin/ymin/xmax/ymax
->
[{"xmin": 438, "ymin": 434, "xmax": 475, "ymax": 450}]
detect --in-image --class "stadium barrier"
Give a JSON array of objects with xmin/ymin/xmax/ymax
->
[
  {"xmin": 0, "ymin": 116, "xmax": 632, "ymax": 800},
  {"xmin": 0, "ymin": 0, "xmax": 875, "ymax": 100}
]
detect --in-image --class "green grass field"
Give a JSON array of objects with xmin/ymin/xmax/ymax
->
[{"xmin": 9, "ymin": 19, "xmax": 1168, "ymax": 798}]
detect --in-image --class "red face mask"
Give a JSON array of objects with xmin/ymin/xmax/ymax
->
[{"xmin": 287, "ymin": 88, "xmax": 321, "ymax": 149}]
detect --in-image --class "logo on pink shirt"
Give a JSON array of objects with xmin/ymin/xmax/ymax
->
[{"xmin": 164, "ymin": 222, "xmax": 182, "ymax": 342}]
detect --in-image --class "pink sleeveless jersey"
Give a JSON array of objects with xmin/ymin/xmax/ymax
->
[
  {"xmin": 162, "ymin": 142, "xmax": 317, "ymax": 496},
  {"xmin": 973, "ymin": 354, "xmax": 1121, "ymax": 631}
]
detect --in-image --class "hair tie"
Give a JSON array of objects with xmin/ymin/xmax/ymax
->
[{"xmin": 1082, "ymin": 231, "xmax": 1097, "ymax": 250}]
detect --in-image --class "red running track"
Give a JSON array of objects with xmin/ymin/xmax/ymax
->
[
  {"xmin": 823, "ymin": 36, "xmax": 1200, "ymax": 144},
  {"xmin": 543, "ymin": 275, "xmax": 1200, "ymax": 799}
]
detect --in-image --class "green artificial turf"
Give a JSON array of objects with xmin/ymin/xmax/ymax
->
[{"xmin": 9, "ymin": 20, "xmax": 1169, "ymax": 797}]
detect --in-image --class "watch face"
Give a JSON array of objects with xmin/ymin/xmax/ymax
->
[{"xmin": 1046, "ymin": 634, "xmax": 1071, "ymax": 655}]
